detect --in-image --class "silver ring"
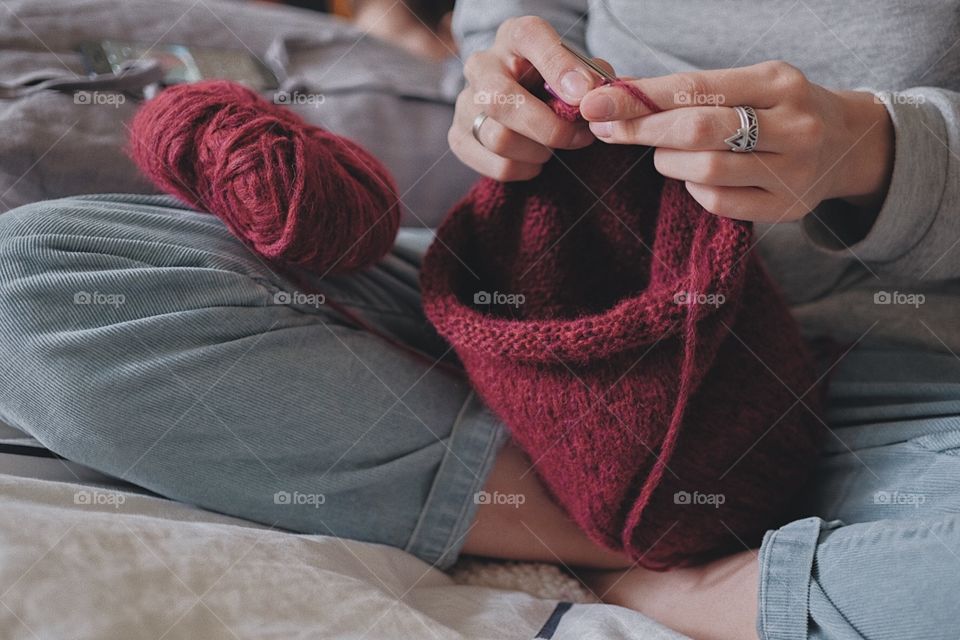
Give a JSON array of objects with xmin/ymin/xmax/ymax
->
[
  {"xmin": 472, "ymin": 111, "xmax": 490, "ymax": 148},
  {"xmin": 724, "ymin": 106, "xmax": 759, "ymax": 153}
]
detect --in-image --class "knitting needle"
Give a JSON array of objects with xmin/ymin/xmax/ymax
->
[{"xmin": 560, "ymin": 41, "xmax": 617, "ymax": 82}]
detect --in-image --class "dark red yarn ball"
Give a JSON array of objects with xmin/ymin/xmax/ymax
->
[{"xmin": 129, "ymin": 80, "xmax": 400, "ymax": 274}]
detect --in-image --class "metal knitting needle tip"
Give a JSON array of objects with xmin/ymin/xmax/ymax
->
[{"xmin": 560, "ymin": 40, "xmax": 617, "ymax": 82}]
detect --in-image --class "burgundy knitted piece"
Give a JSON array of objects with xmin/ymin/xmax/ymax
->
[{"xmin": 420, "ymin": 83, "xmax": 823, "ymax": 568}]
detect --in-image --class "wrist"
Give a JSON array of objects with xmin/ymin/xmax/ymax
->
[{"xmin": 830, "ymin": 90, "xmax": 895, "ymax": 212}]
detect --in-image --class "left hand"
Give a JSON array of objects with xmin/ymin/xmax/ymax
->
[{"xmin": 579, "ymin": 61, "xmax": 894, "ymax": 223}]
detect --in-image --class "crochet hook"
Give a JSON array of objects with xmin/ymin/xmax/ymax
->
[{"xmin": 560, "ymin": 41, "xmax": 617, "ymax": 83}]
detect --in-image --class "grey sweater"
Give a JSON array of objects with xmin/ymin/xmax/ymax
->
[{"xmin": 453, "ymin": 1, "xmax": 960, "ymax": 354}]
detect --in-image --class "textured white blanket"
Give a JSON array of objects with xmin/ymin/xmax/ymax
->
[{"xmin": 0, "ymin": 473, "xmax": 686, "ymax": 639}]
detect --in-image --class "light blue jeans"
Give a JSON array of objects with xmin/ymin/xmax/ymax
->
[{"xmin": 0, "ymin": 195, "xmax": 958, "ymax": 639}]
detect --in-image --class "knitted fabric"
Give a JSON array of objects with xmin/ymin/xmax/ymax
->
[{"xmin": 420, "ymin": 84, "xmax": 823, "ymax": 568}]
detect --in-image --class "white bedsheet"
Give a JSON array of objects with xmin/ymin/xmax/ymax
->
[{"xmin": 0, "ymin": 473, "xmax": 686, "ymax": 640}]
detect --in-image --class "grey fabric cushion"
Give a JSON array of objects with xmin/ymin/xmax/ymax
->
[{"xmin": 0, "ymin": 0, "xmax": 475, "ymax": 227}]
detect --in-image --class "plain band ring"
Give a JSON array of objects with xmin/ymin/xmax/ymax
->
[
  {"xmin": 472, "ymin": 111, "xmax": 490, "ymax": 147},
  {"xmin": 724, "ymin": 106, "xmax": 759, "ymax": 153}
]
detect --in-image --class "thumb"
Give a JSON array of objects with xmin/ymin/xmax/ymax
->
[{"xmin": 497, "ymin": 16, "xmax": 602, "ymax": 104}]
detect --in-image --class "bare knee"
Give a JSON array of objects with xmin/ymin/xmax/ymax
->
[{"xmin": 463, "ymin": 440, "xmax": 632, "ymax": 569}]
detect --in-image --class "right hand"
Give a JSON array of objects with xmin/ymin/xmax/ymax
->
[{"xmin": 449, "ymin": 16, "xmax": 610, "ymax": 181}]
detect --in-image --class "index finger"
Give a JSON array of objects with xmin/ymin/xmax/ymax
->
[{"xmin": 580, "ymin": 63, "xmax": 786, "ymax": 122}]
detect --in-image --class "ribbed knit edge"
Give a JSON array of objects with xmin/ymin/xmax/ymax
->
[
  {"xmin": 405, "ymin": 391, "xmax": 508, "ymax": 570},
  {"xmin": 757, "ymin": 516, "xmax": 822, "ymax": 640}
]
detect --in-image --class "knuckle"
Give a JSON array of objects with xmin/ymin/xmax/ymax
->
[
  {"xmin": 695, "ymin": 187, "xmax": 724, "ymax": 214},
  {"xmin": 476, "ymin": 77, "xmax": 514, "ymax": 116},
  {"xmin": 653, "ymin": 148, "xmax": 670, "ymax": 174},
  {"xmin": 699, "ymin": 154, "xmax": 727, "ymax": 183},
  {"xmin": 484, "ymin": 127, "xmax": 513, "ymax": 155},
  {"xmin": 539, "ymin": 44, "xmax": 572, "ymax": 79},
  {"xmin": 508, "ymin": 16, "xmax": 550, "ymax": 46},
  {"xmin": 683, "ymin": 113, "xmax": 715, "ymax": 147},
  {"xmin": 496, "ymin": 16, "xmax": 518, "ymax": 40},
  {"xmin": 447, "ymin": 124, "xmax": 466, "ymax": 154},
  {"xmin": 488, "ymin": 159, "xmax": 520, "ymax": 182},
  {"xmin": 766, "ymin": 60, "xmax": 806, "ymax": 92},
  {"xmin": 463, "ymin": 52, "xmax": 484, "ymax": 82},
  {"xmin": 676, "ymin": 73, "xmax": 710, "ymax": 105},
  {"xmin": 454, "ymin": 87, "xmax": 473, "ymax": 113},
  {"xmin": 795, "ymin": 113, "xmax": 825, "ymax": 143},
  {"xmin": 519, "ymin": 107, "xmax": 570, "ymax": 147},
  {"xmin": 541, "ymin": 121, "xmax": 572, "ymax": 148}
]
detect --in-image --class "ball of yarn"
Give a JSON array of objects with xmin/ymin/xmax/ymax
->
[{"xmin": 128, "ymin": 80, "xmax": 400, "ymax": 274}]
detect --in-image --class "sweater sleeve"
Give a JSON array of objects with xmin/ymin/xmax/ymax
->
[
  {"xmin": 802, "ymin": 87, "xmax": 960, "ymax": 281},
  {"xmin": 452, "ymin": 0, "xmax": 590, "ymax": 61}
]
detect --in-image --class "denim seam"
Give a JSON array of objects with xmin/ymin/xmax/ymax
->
[
  {"xmin": 437, "ymin": 410, "xmax": 500, "ymax": 556},
  {"xmin": 758, "ymin": 517, "xmax": 822, "ymax": 640},
  {"xmin": 404, "ymin": 390, "xmax": 504, "ymax": 568}
]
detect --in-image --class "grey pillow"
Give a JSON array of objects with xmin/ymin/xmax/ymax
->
[{"xmin": 0, "ymin": 0, "xmax": 476, "ymax": 227}]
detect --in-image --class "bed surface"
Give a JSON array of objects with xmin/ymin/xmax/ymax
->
[{"xmin": 0, "ymin": 428, "xmax": 687, "ymax": 639}]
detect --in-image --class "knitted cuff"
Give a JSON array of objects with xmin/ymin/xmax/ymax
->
[
  {"xmin": 404, "ymin": 390, "xmax": 508, "ymax": 569},
  {"xmin": 757, "ymin": 516, "xmax": 824, "ymax": 640}
]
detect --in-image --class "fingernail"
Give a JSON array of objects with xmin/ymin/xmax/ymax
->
[
  {"xmin": 591, "ymin": 121, "xmax": 614, "ymax": 138},
  {"xmin": 582, "ymin": 94, "xmax": 614, "ymax": 120},
  {"xmin": 560, "ymin": 70, "xmax": 592, "ymax": 101},
  {"xmin": 572, "ymin": 129, "xmax": 594, "ymax": 146}
]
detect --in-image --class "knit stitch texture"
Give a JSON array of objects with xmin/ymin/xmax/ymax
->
[{"xmin": 421, "ymin": 86, "xmax": 824, "ymax": 568}]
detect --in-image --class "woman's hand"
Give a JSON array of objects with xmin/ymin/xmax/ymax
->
[
  {"xmin": 579, "ymin": 61, "xmax": 895, "ymax": 223},
  {"xmin": 450, "ymin": 17, "xmax": 606, "ymax": 181}
]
